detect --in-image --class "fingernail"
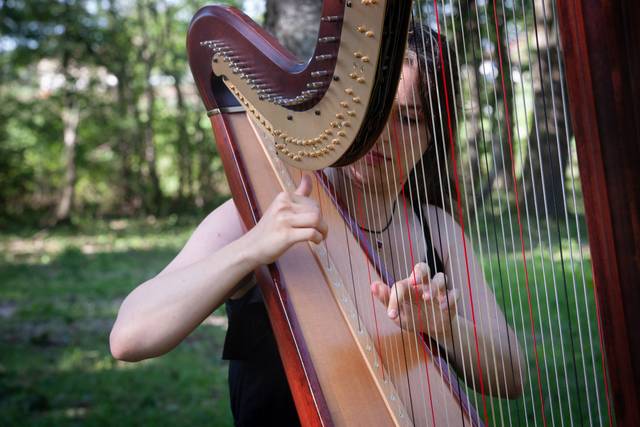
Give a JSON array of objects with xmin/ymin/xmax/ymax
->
[{"xmin": 387, "ymin": 309, "xmax": 397, "ymax": 318}]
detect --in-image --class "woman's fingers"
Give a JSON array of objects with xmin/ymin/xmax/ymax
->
[
  {"xmin": 387, "ymin": 279, "xmax": 414, "ymax": 319},
  {"xmin": 440, "ymin": 288, "xmax": 459, "ymax": 311},
  {"xmin": 411, "ymin": 262, "xmax": 431, "ymax": 285},
  {"xmin": 370, "ymin": 281, "xmax": 390, "ymax": 306},
  {"xmin": 287, "ymin": 227, "xmax": 325, "ymax": 245},
  {"xmin": 286, "ymin": 212, "xmax": 328, "ymax": 237},
  {"xmin": 432, "ymin": 272, "xmax": 446, "ymax": 291},
  {"xmin": 294, "ymin": 174, "xmax": 312, "ymax": 197},
  {"xmin": 421, "ymin": 272, "xmax": 446, "ymax": 300},
  {"xmin": 291, "ymin": 176, "xmax": 319, "ymax": 208}
]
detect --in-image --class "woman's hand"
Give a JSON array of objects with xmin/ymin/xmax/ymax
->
[
  {"xmin": 243, "ymin": 174, "xmax": 328, "ymax": 265},
  {"xmin": 371, "ymin": 262, "xmax": 459, "ymax": 338}
]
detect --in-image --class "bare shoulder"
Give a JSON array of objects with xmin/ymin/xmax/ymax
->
[
  {"xmin": 158, "ymin": 198, "xmax": 246, "ymax": 276},
  {"xmin": 198, "ymin": 198, "xmax": 246, "ymax": 242},
  {"xmin": 422, "ymin": 204, "xmax": 464, "ymax": 265}
]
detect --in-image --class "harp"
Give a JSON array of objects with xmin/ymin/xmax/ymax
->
[{"xmin": 187, "ymin": 0, "xmax": 640, "ymax": 425}]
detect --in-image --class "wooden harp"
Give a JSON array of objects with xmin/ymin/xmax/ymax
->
[{"xmin": 187, "ymin": 0, "xmax": 640, "ymax": 425}]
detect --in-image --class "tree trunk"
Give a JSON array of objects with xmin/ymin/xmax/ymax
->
[
  {"xmin": 522, "ymin": 0, "xmax": 570, "ymax": 219},
  {"xmin": 173, "ymin": 73, "xmax": 193, "ymax": 204},
  {"xmin": 107, "ymin": 0, "xmax": 137, "ymax": 213},
  {"xmin": 54, "ymin": 42, "xmax": 79, "ymax": 225},
  {"xmin": 195, "ymin": 114, "xmax": 218, "ymax": 208},
  {"xmin": 137, "ymin": 0, "xmax": 162, "ymax": 214},
  {"xmin": 54, "ymin": 93, "xmax": 79, "ymax": 224},
  {"xmin": 263, "ymin": 0, "xmax": 322, "ymax": 59},
  {"xmin": 141, "ymin": 69, "xmax": 162, "ymax": 213}
]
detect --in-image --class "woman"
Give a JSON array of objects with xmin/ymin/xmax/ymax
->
[{"xmin": 110, "ymin": 24, "xmax": 523, "ymax": 426}]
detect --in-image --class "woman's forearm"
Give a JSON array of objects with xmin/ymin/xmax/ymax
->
[
  {"xmin": 110, "ymin": 233, "xmax": 259, "ymax": 362},
  {"xmin": 440, "ymin": 314, "xmax": 524, "ymax": 399}
]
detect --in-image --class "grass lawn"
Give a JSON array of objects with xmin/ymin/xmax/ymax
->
[
  {"xmin": 0, "ymin": 209, "xmax": 610, "ymax": 426},
  {"xmin": 0, "ymin": 216, "xmax": 233, "ymax": 426}
]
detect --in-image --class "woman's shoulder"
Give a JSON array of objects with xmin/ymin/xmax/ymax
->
[
  {"xmin": 157, "ymin": 198, "xmax": 246, "ymax": 277},
  {"xmin": 420, "ymin": 204, "xmax": 464, "ymax": 264},
  {"xmin": 421, "ymin": 204, "xmax": 459, "ymax": 232}
]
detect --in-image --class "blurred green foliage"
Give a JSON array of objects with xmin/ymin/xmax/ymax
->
[{"xmin": 0, "ymin": 0, "xmax": 242, "ymax": 227}]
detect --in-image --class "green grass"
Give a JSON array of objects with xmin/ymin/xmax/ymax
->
[
  {"xmin": 0, "ymin": 211, "xmax": 611, "ymax": 426},
  {"xmin": 460, "ymin": 204, "xmax": 610, "ymax": 427},
  {"xmin": 0, "ymin": 217, "xmax": 233, "ymax": 427}
]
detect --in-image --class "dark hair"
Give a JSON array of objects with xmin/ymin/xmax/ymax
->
[{"xmin": 404, "ymin": 22, "xmax": 458, "ymax": 212}]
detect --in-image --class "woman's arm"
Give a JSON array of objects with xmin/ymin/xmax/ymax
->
[
  {"xmin": 371, "ymin": 206, "xmax": 524, "ymax": 398},
  {"xmin": 110, "ymin": 175, "xmax": 327, "ymax": 362},
  {"xmin": 426, "ymin": 205, "xmax": 524, "ymax": 399}
]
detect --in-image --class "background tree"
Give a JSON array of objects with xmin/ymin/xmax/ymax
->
[
  {"xmin": 263, "ymin": 0, "xmax": 322, "ymax": 59},
  {"xmin": 0, "ymin": 0, "xmax": 576, "ymax": 228}
]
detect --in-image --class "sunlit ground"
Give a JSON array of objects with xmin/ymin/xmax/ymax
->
[{"xmin": 0, "ymin": 216, "xmax": 233, "ymax": 426}]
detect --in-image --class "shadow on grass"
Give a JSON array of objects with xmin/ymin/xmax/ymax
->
[{"xmin": 1, "ymin": 230, "xmax": 234, "ymax": 427}]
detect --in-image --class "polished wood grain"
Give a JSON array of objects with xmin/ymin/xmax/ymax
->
[
  {"xmin": 556, "ymin": 0, "xmax": 640, "ymax": 425},
  {"xmin": 212, "ymin": 111, "xmax": 478, "ymax": 426}
]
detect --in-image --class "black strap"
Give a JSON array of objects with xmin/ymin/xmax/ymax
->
[{"xmin": 411, "ymin": 202, "xmax": 445, "ymax": 274}]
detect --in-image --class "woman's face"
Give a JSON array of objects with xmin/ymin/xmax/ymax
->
[{"xmin": 344, "ymin": 52, "xmax": 431, "ymax": 196}]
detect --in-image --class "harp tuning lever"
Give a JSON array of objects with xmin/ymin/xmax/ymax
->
[
  {"xmin": 320, "ymin": 15, "xmax": 343, "ymax": 23},
  {"xmin": 318, "ymin": 36, "xmax": 339, "ymax": 43}
]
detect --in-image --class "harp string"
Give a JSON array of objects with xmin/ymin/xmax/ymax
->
[
  {"xmin": 313, "ymin": 171, "xmax": 331, "ymax": 269},
  {"xmin": 378, "ymin": 123, "xmax": 424, "ymax": 424},
  {"xmin": 396, "ymin": 34, "xmax": 456, "ymax": 425},
  {"xmin": 517, "ymin": 0, "xmax": 572, "ymax": 423},
  {"xmin": 413, "ymin": 5, "xmax": 473, "ymax": 424},
  {"xmin": 432, "ymin": 0, "xmax": 532, "ymax": 422},
  {"xmin": 361, "ymin": 126, "xmax": 421, "ymax": 423},
  {"xmin": 536, "ymin": 0, "xmax": 605, "ymax": 424},
  {"xmin": 496, "ymin": 0, "xmax": 558, "ymax": 423},
  {"xmin": 413, "ymin": 3, "xmax": 477, "ymax": 424},
  {"xmin": 364, "ymin": 126, "xmax": 418, "ymax": 422},
  {"xmin": 430, "ymin": 5, "xmax": 485, "ymax": 418},
  {"xmin": 483, "ymin": 0, "xmax": 541, "ymax": 422},
  {"xmin": 501, "ymin": 0, "xmax": 568, "ymax": 425},
  {"xmin": 356, "ymin": 185, "xmax": 387, "ymax": 380},
  {"xmin": 339, "ymin": 153, "xmax": 415, "ymax": 405},
  {"xmin": 391, "ymin": 89, "xmax": 441, "ymax": 426},
  {"xmin": 432, "ymin": 0, "xmax": 494, "ymax": 424},
  {"xmin": 447, "ymin": 1, "xmax": 541, "ymax": 423},
  {"xmin": 413, "ymin": 1, "xmax": 488, "ymax": 424},
  {"xmin": 342, "ymin": 161, "xmax": 402, "ymax": 404},
  {"xmin": 469, "ymin": 1, "xmax": 539, "ymax": 424},
  {"xmin": 490, "ymin": 0, "xmax": 553, "ymax": 424},
  {"xmin": 534, "ymin": 0, "xmax": 611, "ymax": 423},
  {"xmin": 338, "ymin": 122, "xmax": 427, "ymax": 422},
  {"xmin": 506, "ymin": 1, "xmax": 565, "ymax": 424},
  {"xmin": 463, "ymin": 1, "xmax": 525, "ymax": 419},
  {"xmin": 527, "ymin": 1, "xmax": 588, "ymax": 424},
  {"xmin": 441, "ymin": 0, "xmax": 513, "ymax": 422},
  {"xmin": 530, "ymin": 0, "xmax": 605, "ymax": 423},
  {"xmin": 359, "ymin": 169, "xmax": 399, "ymax": 387},
  {"xmin": 409, "ymin": 1, "xmax": 614, "ymax": 424},
  {"xmin": 434, "ymin": 3, "xmax": 506, "ymax": 420}
]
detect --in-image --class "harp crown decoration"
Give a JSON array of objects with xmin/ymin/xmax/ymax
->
[{"xmin": 190, "ymin": 0, "xmax": 413, "ymax": 170}]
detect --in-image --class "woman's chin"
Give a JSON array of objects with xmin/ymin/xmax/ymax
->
[
  {"xmin": 347, "ymin": 165, "xmax": 384, "ymax": 192},
  {"xmin": 347, "ymin": 165, "xmax": 365, "ymax": 187}
]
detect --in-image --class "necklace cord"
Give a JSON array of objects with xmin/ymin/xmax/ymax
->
[{"xmin": 358, "ymin": 200, "xmax": 398, "ymax": 234}]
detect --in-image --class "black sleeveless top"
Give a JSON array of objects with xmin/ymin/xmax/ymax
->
[{"xmin": 222, "ymin": 203, "xmax": 443, "ymax": 426}]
